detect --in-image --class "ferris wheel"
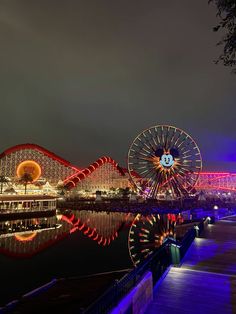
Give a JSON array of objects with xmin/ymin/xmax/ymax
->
[
  {"xmin": 127, "ymin": 125, "xmax": 202, "ymax": 199},
  {"xmin": 128, "ymin": 214, "xmax": 179, "ymax": 266}
]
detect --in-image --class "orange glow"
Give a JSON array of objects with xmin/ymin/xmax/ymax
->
[
  {"xmin": 15, "ymin": 232, "xmax": 37, "ymax": 242},
  {"xmin": 16, "ymin": 160, "xmax": 42, "ymax": 182}
]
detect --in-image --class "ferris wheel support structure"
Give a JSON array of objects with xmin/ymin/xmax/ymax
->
[{"xmin": 127, "ymin": 125, "xmax": 202, "ymax": 199}]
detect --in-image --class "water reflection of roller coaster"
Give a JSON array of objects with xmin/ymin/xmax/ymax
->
[
  {"xmin": 61, "ymin": 211, "xmax": 129, "ymax": 246},
  {"xmin": 0, "ymin": 211, "xmax": 129, "ymax": 257}
]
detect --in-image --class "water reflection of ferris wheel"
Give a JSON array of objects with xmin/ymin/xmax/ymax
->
[
  {"xmin": 128, "ymin": 213, "xmax": 183, "ymax": 266},
  {"xmin": 128, "ymin": 125, "xmax": 202, "ymax": 199}
]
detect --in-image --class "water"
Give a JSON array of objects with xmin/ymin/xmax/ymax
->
[{"xmin": 0, "ymin": 210, "xmax": 187, "ymax": 307}]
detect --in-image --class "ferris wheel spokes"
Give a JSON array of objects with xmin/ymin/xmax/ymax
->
[{"xmin": 128, "ymin": 125, "xmax": 202, "ymax": 199}]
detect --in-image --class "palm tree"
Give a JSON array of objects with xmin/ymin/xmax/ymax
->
[
  {"xmin": 0, "ymin": 175, "xmax": 9, "ymax": 194},
  {"xmin": 56, "ymin": 184, "xmax": 66, "ymax": 196},
  {"xmin": 19, "ymin": 173, "xmax": 33, "ymax": 194},
  {"xmin": 118, "ymin": 187, "xmax": 130, "ymax": 198}
]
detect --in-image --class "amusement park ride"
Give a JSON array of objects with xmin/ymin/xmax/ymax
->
[
  {"xmin": 126, "ymin": 125, "xmax": 201, "ymax": 265},
  {"xmin": 58, "ymin": 125, "xmax": 209, "ymax": 266},
  {"xmin": 0, "ymin": 125, "xmax": 235, "ymax": 266},
  {"xmin": 60, "ymin": 124, "xmax": 236, "ymax": 212},
  {"xmin": 127, "ymin": 125, "xmax": 202, "ymax": 200}
]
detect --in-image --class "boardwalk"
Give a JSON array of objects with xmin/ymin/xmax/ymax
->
[{"xmin": 146, "ymin": 215, "xmax": 236, "ymax": 314}]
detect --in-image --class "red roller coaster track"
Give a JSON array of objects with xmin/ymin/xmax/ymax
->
[
  {"xmin": 63, "ymin": 156, "xmax": 125, "ymax": 189},
  {"xmin": 2, "ymin": 143, "xmax": 236, "ymax": 192},
  {"xmin": 195, "ymin": 172, "xmax": 236, "ymax": 192},
  {"xmin": 61, "ymin": 213, "xmax": 122, "ymax": 246},
  {"xmin": 0, "ymin": 143, "xmax": 80, "ymax": 171}
]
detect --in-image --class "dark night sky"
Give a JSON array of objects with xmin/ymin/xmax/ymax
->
[{"xmin": 0, "ymin": 0, "xmax": 236, "ymax": 171}]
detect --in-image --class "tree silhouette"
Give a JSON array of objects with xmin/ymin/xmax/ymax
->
[
  {"xmin": 209, "ymin": 0, "xmax": 236, "ymax": 72},
  {"xmin": 56, "ymin": 184, "xmax": 66, "ymax": 196},
  {"xmin": 118, "ymin": 187, "xmax": 130, "ymax": 198},
  {"xmin": 19, "ymin": 173, "xmax": 33, "ymax": 194},
  {"xmin": 0, "ymin": 176, "xmax": 9, "ymax": 194}
]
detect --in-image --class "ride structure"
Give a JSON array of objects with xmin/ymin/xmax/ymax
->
[{"xmin": 128, "ymin": 125, "xmax": 202, "ymax": 199}]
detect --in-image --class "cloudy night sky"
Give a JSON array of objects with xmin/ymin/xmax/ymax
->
[{"xmin": 0, "ymin": 0, "xmax": 235, "ymax": 171}]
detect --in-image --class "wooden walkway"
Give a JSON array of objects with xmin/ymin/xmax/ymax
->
[{"xmin": 146, "ymin": 215, "xmax": 236, "ymax": 314}]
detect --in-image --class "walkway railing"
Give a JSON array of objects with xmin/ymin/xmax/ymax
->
[{"xmin": 83, "ymin": 219, "xmax": 208, "ymax": 314}]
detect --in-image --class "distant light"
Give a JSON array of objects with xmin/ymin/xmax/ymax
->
[
  {"xmin": 213, "ymin": 205, "xmax": 218, "ymax": 210},
  {"xmin": 56, "ymin": 214, "xmax": 62, "ymax": 220}
]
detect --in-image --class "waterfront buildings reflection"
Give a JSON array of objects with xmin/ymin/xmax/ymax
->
[
  {"xmin": 0, "ymin": 211, "xmax": 130, "ymax": 257},
  {"xmin": 0, "ymin": 208, "xmax": 202, "ymax": 309},
  {"xmin": 0, "ymin": 211, "xmax": 188, "ymax": 259}
]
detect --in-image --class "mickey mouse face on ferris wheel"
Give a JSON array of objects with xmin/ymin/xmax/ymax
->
[
  {"xmin": 155, "ymin": 148, "xmax": 179, "ymax": 169},
  {"xmin": 160, "ymin": 154, "xmax": 174, "ymax": 168}
]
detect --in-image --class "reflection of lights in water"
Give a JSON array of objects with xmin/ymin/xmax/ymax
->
[
  {"xmin": 128, "ymin": 214, "xmax": 182, "ymax": 266},
  {"xmin": 14, "ymin": 218, "xmax": 39, "ymax": 242},
  {"xmin": 62, "ymin": 210, "xmax": 129, "ymax": 246},
  {"xmin": 0, "ymin": 212, "xmax": 128, "ymax": 257},
  {"xmin": 15, "ymin": 232, "xmax": 37, "ymax": 242},
  {"xmin": 0, "ymin": 217, "xmax": 68, "ymax": 257},
  {"xmin": 14, "ymin": 225, "xmax": 63, "ymax": 242}
]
